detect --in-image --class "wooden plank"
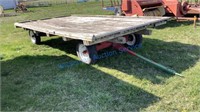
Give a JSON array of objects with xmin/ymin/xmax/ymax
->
[{"xmin": 15, "ymin": 15, "xmax": 170, "ymax": 44}]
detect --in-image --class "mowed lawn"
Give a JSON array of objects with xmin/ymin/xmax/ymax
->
[{"xmin": 1, "ymin": 1, "xmax": 200, "ymax": 111}]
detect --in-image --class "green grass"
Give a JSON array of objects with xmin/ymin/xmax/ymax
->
[{"xmin": 1, "ymin": 1, "xmax": 200, "ymax": 111}]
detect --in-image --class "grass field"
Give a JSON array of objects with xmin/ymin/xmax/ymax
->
[{"xmin": 1, "ymin": 1, "xmax": 200, "ymax": 111}]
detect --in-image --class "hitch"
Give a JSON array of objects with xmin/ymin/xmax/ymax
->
[{"xmin": 113, "ymin": 44, "xmax": 183, "ymax": 77}]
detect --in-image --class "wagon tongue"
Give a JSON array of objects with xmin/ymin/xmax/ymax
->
[{"xmin": 112, "ymin": 44, "xmax": 183, "ymax": 77}]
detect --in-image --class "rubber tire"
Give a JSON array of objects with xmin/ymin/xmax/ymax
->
[
  {"xmin": 76, "ymin": 42, "xmax": 97, "ymax": 64},
  {"xmin": 29, "ymin": 30, "xmax": 41, "ymax": 44},
  {"xmin": 126, "ymin": 34, "xmax": 143, "ymax": 48}
]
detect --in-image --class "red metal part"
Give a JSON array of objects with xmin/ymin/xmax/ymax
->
[
  {"xmin": 121, "ymin": 0, "xmax": 143, "ymax": 16},
  {"xmin": 162, "ymin": 0, "xmax": 183, "ymax": 16},
  {"xmin": 187, "ymin": 4, "xmax": 200, "ymax": 14},
  {"xmin": 120, "ymin": 0, "xmax": 199, "ymax": 17},
  {"xmin": 102, "ymin": 0, "xmax": 200, "ymax": 20},
  {"xmin": 96, "ymin": 42, "xmax": 113, "ymax": 51},
  {"xmin": 162, "ymin": 0, "xmax": 200, "ymax": 17},
  {"xmin": 121, "ymin": 0, "xmax": 163, "ymax": 16}
]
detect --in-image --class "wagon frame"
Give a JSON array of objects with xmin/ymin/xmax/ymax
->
[{"xmin": 15, "ymin": 15, "xmax": 170, "ymax": 64}]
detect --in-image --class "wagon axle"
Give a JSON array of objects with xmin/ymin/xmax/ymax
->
[{"xmin": 77, "ymin": 34, "xmax": 142, "ymax": 64}]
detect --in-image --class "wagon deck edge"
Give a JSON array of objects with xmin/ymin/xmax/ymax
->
[{"xmin": 14, "ymin": 15, "xmax": 171, "ymax": 45}]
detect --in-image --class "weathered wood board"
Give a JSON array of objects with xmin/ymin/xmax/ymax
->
[{"xmin": 14, "ymin": 15, "xmax": 170, "ymax": 45}]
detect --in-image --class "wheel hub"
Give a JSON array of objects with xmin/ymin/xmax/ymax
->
[
  {"xmin": 78, "ymin": 44, "xmax": 90, "ymax": 64},
  {"xmin": 126, "ymin": 34, "xmax": 136, "ymax": 46}
]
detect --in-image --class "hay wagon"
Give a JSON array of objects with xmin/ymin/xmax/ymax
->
[{"xmin": 15, "ymin": 15, "xmax": 170, "ymax": 64}]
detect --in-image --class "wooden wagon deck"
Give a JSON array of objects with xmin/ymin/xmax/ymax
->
[{"xmin": 14, "ymin": 15, "xmax": 170, "ymax": 45}]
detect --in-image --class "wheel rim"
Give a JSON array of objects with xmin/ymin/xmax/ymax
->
[
  {"xmin": 29, "ymin": 31, "xmax": 36, "ymax": 43},
  {"xmin": 115, "ymin": 7, "xmax": 122, "ymax": 16},
  {"xmin": 78, "ymin": 44, "xmax": 91, "ymax": 64},
  {"xmin": 126, "ymin": 34, "xmax": 136, "ymax": 46}
]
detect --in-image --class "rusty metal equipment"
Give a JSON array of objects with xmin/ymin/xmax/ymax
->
[
  {"xmin": 121, "ymin": 0, "xmax": 166, "ymax": 16},
  {"xmin": 185, "ymin": 0, "xmax": 200, "ymax": 15},
  {"xmin": 102, "ymin": 0, "xmax": 200, "ymax": 18},
  {"xmin": 163, "ymin": 0, "xmax": 200, "ymax": 17},
  {"xmin": 15, "ymin": 2, "xmax": 27, "ymax": 12},
  {"xmin": 102, "ymin": 0, "xmax": 166, "ymax": 16}
]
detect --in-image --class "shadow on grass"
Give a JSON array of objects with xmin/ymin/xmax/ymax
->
[
  {"xmin": 41, "ymin": 38, "xmax": 78, "ymax": 55},
  {"xmin": 1, "ymin": 35, "xmax": 199, "ymax": 110},
  {"xmin": 42, "ymin": 37, "xmax": 200, "ymax": 84},
  {"xmin": 96, "ymin": 38, "xmax": 200, "ymax": 84},
  {"xmin": 1, "ymin": 55, "xmax": 159, "ymax": 111}
]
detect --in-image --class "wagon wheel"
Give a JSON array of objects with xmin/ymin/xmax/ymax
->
[
  {"xmin": 126, "ymin": 34, "xmax": 143, "ymax": 48},
  {"xmin": 76, "ymin": 42, "xmax": 97, "ymax": 64},
  {"xmin": 29, "ymin": 30, "xmax": 41, "ymax": 44}
]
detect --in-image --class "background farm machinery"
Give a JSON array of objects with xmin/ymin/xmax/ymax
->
[
  {"xmin": 102, "ymin": 0, "xmax": 200, "ymax": 19},
  {"xmin": 15, "ymin": 2, "xmax": 27, "ymax": 12}
]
